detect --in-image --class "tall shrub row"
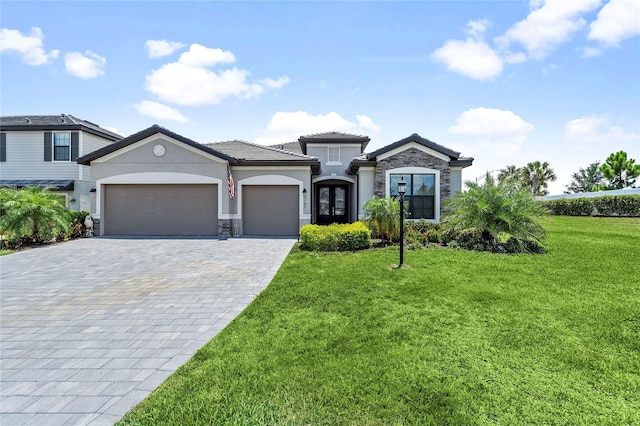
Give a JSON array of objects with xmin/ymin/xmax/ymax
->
[{"xmin": 543, "ymin": 195, "xmax": 640, "ymax": 217}]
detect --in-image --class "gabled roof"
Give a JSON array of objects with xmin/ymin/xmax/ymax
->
[
  {"xmin": 77, "ymin": 125, "xmax": 236, "ymax": 165},
  {"xmin": 207, "ymin": 140, "xmax": 321, "ymax": 173},
  {"xmin": 298, "ymin": 131, "xmax": 370, "ymax": 154},
  {"xmin": 0, "ymin": 114, "xmax": 122, "ymax": 141},
  {"xmin": 366, "ymin": 133, "xmax": 461, "ymax": 160}
]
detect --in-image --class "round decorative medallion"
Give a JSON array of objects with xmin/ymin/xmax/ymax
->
[{"xmin": 153, "ymin": 144, "xmax": 166, "ymax": 157}]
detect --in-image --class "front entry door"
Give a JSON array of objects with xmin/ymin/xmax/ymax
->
[{"xmin": 317, "ymin": 185, "xmax": 348, "ymax": 225}]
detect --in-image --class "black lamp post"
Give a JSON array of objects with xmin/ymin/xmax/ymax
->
[{"xmin": 397, "ymin": 177, "xmax": 407, "ymax": 268}]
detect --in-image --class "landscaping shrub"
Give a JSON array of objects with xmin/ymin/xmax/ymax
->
[
  {"xmin": 0, "ymin": 187, "xmax": 88, "ymax": 249},
  {"xmin": 405, "ymin": 220, "xmax": 441, "ymax": 248},
  {"xmin": 442, "ymin": 175, "xmax": 547, "ymax": 254},
  {"xmin": 363, "ymin": 196, "xmax": 406, "ymax": 245},
  {"xmin": 300, "ymin": 222, "xmax": 371, "ymax": 251},
  {"xmin": 543, "ymin": 195, "xmax": 640, "ymax": 217}
]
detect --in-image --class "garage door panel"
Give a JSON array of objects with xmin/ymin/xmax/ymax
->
[
  {"xmin": 104, "ymin": 184, "xmax": 218, "ymax": 236},
  {"xmin": 243, "ymin": 185, "xmax": 298, "ymax": 236}
]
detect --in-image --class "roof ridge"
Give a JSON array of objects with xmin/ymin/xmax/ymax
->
[
  {"xmin": 301, "ymin": 131, "xmax": 368, "ymax": 138},
  {"xmin": 64, "ymin": 114, "xmax": 79, "ymax": 125},
  {"xmin": 210, "ymin": 139, "xmax": 314, "ymax": 159}
]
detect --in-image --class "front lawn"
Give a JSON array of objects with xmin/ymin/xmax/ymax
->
[{"xmin": 119, "ymin": 217, "xmax": 640, "ymax": 425}]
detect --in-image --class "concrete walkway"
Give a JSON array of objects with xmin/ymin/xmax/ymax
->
[{"xmin": 0, "ymin": 237, "xmax": 295, "ymax": 426}]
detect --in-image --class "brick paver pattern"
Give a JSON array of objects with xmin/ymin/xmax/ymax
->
[{"xmin": 0, "ymin": 237, "xmax": 295, "ymax": 426}]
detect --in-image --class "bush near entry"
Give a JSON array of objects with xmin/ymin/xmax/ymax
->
[{"xmin": 300, "ymin": 222, "xmax": 371, "ymax": 251}]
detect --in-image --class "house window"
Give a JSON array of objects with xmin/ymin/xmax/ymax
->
[
  {"xmin": 327, "ymin": 146, "xmax": 341, "ymax": 164},
  {"xmin": 53, "ymin": 132, "xmax": 71, "ymax": 161},
  {"xmin": 390, "ymin": 173, "xmax": 436, "ymax": 219}
]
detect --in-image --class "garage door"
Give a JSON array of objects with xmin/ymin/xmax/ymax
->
[
  {"xmin": 104, "ymin": 184, "xmax": 218, "ymax": 236},
  {"xmin": 243, "ymin": 185, "xmax": 299, "ymax": 236}
]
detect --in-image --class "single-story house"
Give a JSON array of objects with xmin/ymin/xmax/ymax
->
[{"xmin": 77, "ymin": 125, "xmax": 473, "ymax": 236}]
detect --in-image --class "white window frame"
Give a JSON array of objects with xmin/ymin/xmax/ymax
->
[
  {"xmin": 326, "ymin": 146, "xmax": 341, "ymax": 165},
  {"xmin": 53, "ymin": 132, "xmax": 72, "ymax": 162}
]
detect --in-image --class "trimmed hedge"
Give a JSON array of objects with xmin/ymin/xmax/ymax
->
[
  {"xmin": 543, "ymin": 195, "xmax": 640, "ymax": 217},
  {"xmin": 300, "ymin": 222, "xmax": 371, "ymax": 251}
]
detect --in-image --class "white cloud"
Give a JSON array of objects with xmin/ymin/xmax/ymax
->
[
  {"xmin": 145, "ymin": 43, "xmax": 288, "ymax": 106},
  {"xmin": 433, "ymin": 38, "xmax": 503, "ymax": 80},
  {"xmin": 465, "ymin": 18, "xmax": 491, "ymax": 38},
  {"xmin": 133, "ymin": 100, "xmax": 188, "ymax": 123},
  {"xmin": 64, "ymin": 50, "xmax": 106, "ymax": 79},
  {"xmin": 0, "ymin": 27, "xmax": 59, "ymax": 65},
  {"xmin": 260, "ymin": 76, "xmax": 290, "ymax": 89},
  {"xmin": 588, "ymin": 0, "xmax": 640, "ymax": 46},
  {"xmin": 564, "ymin": 114, "xmax": 638, "ymax": 143},
  {"xmin": 582, "ymin": 46, "xmax": 603, "ymax": 57},
  {"xmin": 449, "ymin": 107, "xmax": 534, "ymax": 156},
  {"xmin": 177, "ymin": 44, "xmax": 235, "ymax": 67},
  {"xmin": 145, "ymin": 39, "xmax": 184, "ymax": 58},
  {"xmin": 496, "ymin": 0, "xmax": 602, "ymax": 59},
  {"xmin": 254, "ymin": 111, "xmax": 381, "ymax": 145}
]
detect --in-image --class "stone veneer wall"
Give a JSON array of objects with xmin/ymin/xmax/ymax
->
[{"xmin": 374, "ymin": 148, "xmax": 451, "ymax": 215}]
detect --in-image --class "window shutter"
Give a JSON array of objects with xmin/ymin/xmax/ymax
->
[
  {"xmin": 71, "ymin": 132, "xmax": 79, "ymax": 161},
  {"xmin": 0, "ymin": 133, "xmax": 6, "ymax": 162},
  {"xmin": 44, "ymin": 132, "xmax": 52, "ymax": 162}
]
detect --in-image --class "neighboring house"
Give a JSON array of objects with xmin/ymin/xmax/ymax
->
[
  {"xmin": 0, "ymin": 115, "xmax": 122, "ymax": 211},
  {"xmin": 77, "ymin": 125, "xmax": 473, "ymax": 236}
]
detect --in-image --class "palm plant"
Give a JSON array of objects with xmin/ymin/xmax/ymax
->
[
  {"xmin": 442, "ymin": 174, "xmax": 547, "ymax": 252},
  {"xmin": 521, "ymin": 161, "xmax": 557, "ymax": 196},
  {"xmin": 363, "ymin": 196, "xmax": 406, "ymax": 246},
  {"xmin": 0, "ymin": 186, "xmax": 71, "ymax": 243},
  {"xmin": 497, "ymin": 165, "xmax": 521, "ymax": 184}
]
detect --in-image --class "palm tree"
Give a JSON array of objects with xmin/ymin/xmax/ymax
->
[
  {"xmin": 0, "ymin": 186, "xmax": 71, "ymax": 243},
  {"xmin": 497, "ymin": 165, "xmax": 521, "ymax": 184},
  {"xmin": 443, "ymin": 174, "xmax": 547, "ymax": 252},
  {"xmin": 363, "ymin": 196, "xmax": 406, "ymax": 246},
  {"xmin": 600, "ymin": 151, "xmax": 640, "ymax": 189},
  {"xmin": 520, "ymin": 161, "xmax": 557, "ymax": 196}
]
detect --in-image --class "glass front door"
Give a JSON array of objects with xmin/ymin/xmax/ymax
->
[{"xmin": 317, "ymin": 185, "xmax": 348, "ymax": 225}]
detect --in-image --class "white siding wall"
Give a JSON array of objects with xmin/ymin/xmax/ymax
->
[
  {"xmin": 81, "ymin": 132, "xmax": 115, "ymax": 180},
  {"xmin": 0, "ymin": 131, "xmax": 77, "ymax": 180}
]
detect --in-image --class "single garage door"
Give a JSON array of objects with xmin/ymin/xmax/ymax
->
[
  {"xmin": 243, "ymin": 185, "xmax": 299, "ymax": 236},
  {"xmin": 104, "ymin": 184, "xmax": 218, "ymax": 236}
]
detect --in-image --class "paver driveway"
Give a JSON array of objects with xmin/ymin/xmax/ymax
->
[{"xmin": 0, "ymin": 237, "xmax": 295, "ymax": 426}]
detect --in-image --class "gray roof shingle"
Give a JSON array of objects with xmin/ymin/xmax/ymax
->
[
  {"xmin": 0, "ymin": 114, "xmax": 122, "ymax": 140},
  {"xmin": 206, "ymin": 140, "xmax": 315, "ymax": 161}
]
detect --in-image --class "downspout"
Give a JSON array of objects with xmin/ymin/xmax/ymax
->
[
  {"xmin": 355, "ymin": 171, "xmax": 359, "ymax": 223},
  {"xmin": 310, "ymin": 169, "xmax": 314, "ymax": 224}
]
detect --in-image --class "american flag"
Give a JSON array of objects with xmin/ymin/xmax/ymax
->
[{"xmin": 227, "ymin": 165, "xmax": 235, "ymax": 199}]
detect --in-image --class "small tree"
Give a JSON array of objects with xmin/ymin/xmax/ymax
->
[
  {"xmin": 521, "ymin": 161, "xmax": 557, "ymax": 196},
  {"xmin": 600, "ymin": 151, "xmax": 640, "ymax": 189},
  {"xmin": 565, "ymin": 162, "xmax": 604, "ymax": 194},
  {"xmin": 497, "ymin": 165, "xmax": 521, "ymax": 185},
  {"xmin": 363, "ymin": 196, "xmax": 406, "ymax": 246},
  {"xmin": 0, "ymin": 186, "xmax": 71, "ymax": 244},
  {"xmin": 442, "ymin": 174, "xmax": 547, "ymax": 252}
]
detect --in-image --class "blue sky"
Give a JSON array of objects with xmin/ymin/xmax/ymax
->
[{"xmin": 2, "ymin": 0, "xmax": 639, "ymax": 194}]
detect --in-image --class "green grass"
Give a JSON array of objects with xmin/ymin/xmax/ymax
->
[
  {"xmin": 118, "ymin": 217, "xmax": 640, "ymax": 425},
  {"xmin": 0, "ymin": 249, "xmax": 14, "ymax": 256}
]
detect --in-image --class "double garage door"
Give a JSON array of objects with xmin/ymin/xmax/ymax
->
[
  {"xmin": 103, "ymin": 184, "xmax": 299, "ymax": 236},
  {"xmin": 104, "ymin": 184, "xmax": 218, "ymax": 236}
]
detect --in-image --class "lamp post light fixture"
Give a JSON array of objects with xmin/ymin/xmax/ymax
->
[{"xmin": 397, "ymin": 177, "xmax": 407, "ymax": 268}]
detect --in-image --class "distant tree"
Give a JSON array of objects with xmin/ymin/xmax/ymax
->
[
  {"xmin": 497, "ymin": 165, "xmax": 522, "ymax": 184},
  {"xmin": 521, "ymin": 161, "xmax": 557, "ymax": 196},
  {"xmin": 600, "ymin": 151, "xmax": 640, "ymax": 189},
  {"xmin": 565, "ymin": 162, "xmax": 604, "ymax": 193}
]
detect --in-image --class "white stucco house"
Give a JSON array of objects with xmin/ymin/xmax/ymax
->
[{"xmin": 77, "ymin": 124, "xmax": 473, "ymax": 236}]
